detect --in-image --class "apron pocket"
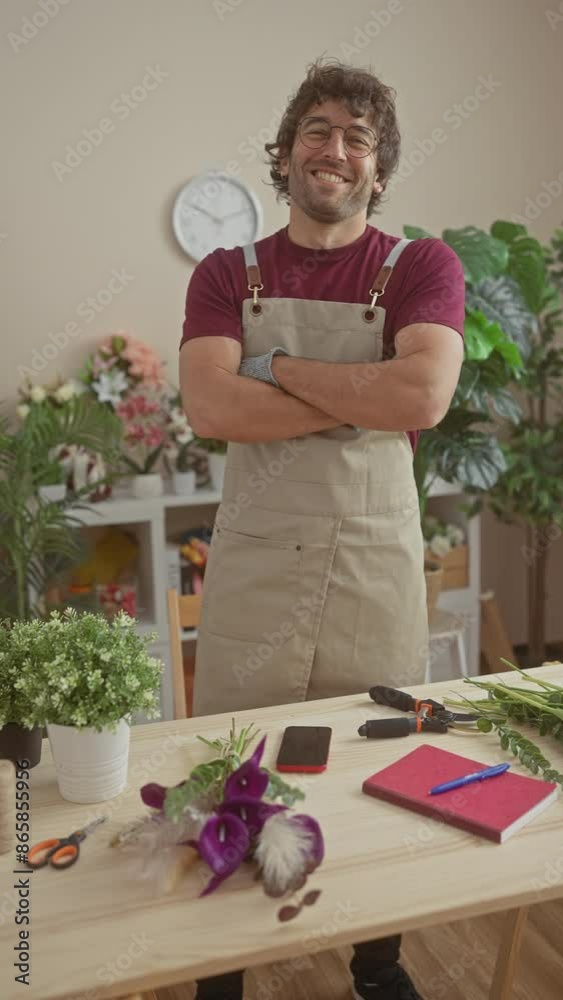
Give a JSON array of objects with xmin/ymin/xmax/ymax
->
[{"xmin": 203, "ymin": 526, "xmax": 303, "ymax": 641}]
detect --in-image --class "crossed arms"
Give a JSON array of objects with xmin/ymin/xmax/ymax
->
[{"xmin": 179, "ymin": 324, "xmax": 463, "ymax": 444}]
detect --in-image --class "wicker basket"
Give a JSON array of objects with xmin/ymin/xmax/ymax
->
[{"xmin": 424, "ymin": 560, "xmax": 444, "ymax": 620}]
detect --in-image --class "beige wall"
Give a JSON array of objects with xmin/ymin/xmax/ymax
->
[{"xmin": 2, "ymin": 0, "xmax": 562, "ymax": 645}]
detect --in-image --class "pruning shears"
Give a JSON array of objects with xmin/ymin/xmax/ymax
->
[{"xmin": 357, "ymin": 685, "xmax": 480, "ymax": 739}]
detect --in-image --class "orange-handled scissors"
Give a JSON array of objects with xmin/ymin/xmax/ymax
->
[{"xmin": 27, "ymin": 817, "xmax": 107, "ymax": 870}]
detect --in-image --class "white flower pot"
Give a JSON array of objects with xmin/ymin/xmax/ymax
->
[
  {"xmin": 47, "ymin": 720, "xmax": 130, "ymax": 803},
  {"xmin": 130, "ymin": 473, "xmax": 163, "ymax": 500},
  {"xmin": 172, "ymin": 470, "xmax": 196, "ymax": 495},
  {"xmin": 208, "ymin": 452, "xmax": 226, "ymax": 494},
  {"xmin": 39, "ymin": 483, "xmax": 66, "ymax": 502}
]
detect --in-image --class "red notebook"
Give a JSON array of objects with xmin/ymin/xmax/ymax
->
[{"xmin": 362, "ymin": 744, "xmax": 559, "ymax": 843}]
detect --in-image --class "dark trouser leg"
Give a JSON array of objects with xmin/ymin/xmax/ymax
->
[
  {"xmin": 195, "ymin": 968, "xmax": 244, "ymax": 999},
  {"xmin": 350, "ymin": 933, "xmax": 402, "ymax": 981}
]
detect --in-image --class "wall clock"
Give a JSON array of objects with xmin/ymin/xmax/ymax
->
[{"xmin": 172, "ymin": 170, "xmax": 263, "ymax": 261}]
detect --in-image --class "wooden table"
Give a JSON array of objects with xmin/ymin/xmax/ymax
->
[{"xmin": 1, "ymin": 665, "xmax": 562, "ymax": 1000}]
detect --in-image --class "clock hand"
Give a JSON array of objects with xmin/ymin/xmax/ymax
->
[
  {"xmin": 191, "ymin": 205, "xmax": 222, "ymax": 224},
  {"xmin": 222, "ymin": 209, "xmax": 249, "ymax": 221}
]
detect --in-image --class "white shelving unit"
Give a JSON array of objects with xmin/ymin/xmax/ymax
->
[
  {"xmin": 76, "ymin": 486, "xmax": 222, "ymax": 722},
  {"xmin": 426, "ymin": 478, "xmax": 481, "ymax": 680},
  {"xmin": 73, "ymin": 478, "xmax": 480, "ymax": 721}
]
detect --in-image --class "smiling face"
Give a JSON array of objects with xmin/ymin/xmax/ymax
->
[{"xmin": 279, "ymin": 98, "xmax": 383, "ymax": 225}]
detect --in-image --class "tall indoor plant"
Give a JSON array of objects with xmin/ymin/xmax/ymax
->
[
  {"xmin": 481, "ymin": 225, "xmax": 563, "ymax": 666},
  {"xmin": 403, "ymin": 223, "xmax": 525, "ymax": 522},
  {"xmin": 0, "ymin": 393, "xmax": 121, "ymax": 620}
]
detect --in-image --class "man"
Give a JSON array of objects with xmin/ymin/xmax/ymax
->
[{"xmin": 180, "ymin": 57, "xmax": 464, "ymax": 1000}]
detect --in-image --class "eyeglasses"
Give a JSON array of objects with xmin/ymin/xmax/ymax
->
[{"xmin": 297, "ymin": 117, "xmax": 378, "ymax": 158}]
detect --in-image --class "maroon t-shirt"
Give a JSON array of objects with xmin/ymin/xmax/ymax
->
[{"xmin": 180, "ymin": 224, "xmax": 465, "ymax": 451}]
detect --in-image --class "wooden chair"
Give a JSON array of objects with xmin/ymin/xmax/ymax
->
[{"xmin": 166, "ymin": 589, "xmax": 202, "ymax": 720}]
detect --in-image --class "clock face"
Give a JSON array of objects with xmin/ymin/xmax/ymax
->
[{"xmin": 172, "ymin": 171, "xmax": 262, "ymax": 261}]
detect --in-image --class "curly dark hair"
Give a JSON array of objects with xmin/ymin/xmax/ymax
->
[{"xmin": 264, "ymin": 56, "xmax": 401, "ymax": 217}]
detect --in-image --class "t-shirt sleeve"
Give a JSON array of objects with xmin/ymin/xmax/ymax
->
[
  {"xmin": 391, "ymin": 238, "xmax": 466, "ymax": 339},
  {"xmin": 180, "ymin": 248, "xmax": 243, "ymax": 349}
]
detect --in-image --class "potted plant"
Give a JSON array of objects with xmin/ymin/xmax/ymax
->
[
  {"xmin": 479, "ymin": 225, "xmax": 563, "ymax": 666},
  {"xmin": 0, "ymin": 393, "xmax": 122, "ymax": 620},
  {"xmin": 38, "ymin": 451, "xmax": 67, "ymax": 503},
  {"xmin": 116, "ymin": 388, "xmax": 167, "ymax": 499},
  {"xmin": 0, "ymin": 621, "xmax": 44, "ymax": 768},
  {"xmin": 192, "ymin": 435, "xmax": 228, "ymax": 493},
  {"xmin": 28, "ymin": 610, "xmax": 162, "ymax": 803},
  {"xmin": 164, "ymin": 397, "xmax": 197, "ymax": 495},
  {"xmin": 403, "ymin": 224, "xmax": 527, "ymax": 617}
]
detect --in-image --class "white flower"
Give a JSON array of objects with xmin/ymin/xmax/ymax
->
[
  {"xmin": 29, "ymin": 384, "xmax": 47, "ymax": 403},
  {"xmin": 175, "ymin": 428, "xmax": 194, "ymax": 445},
  {"xmin": 170, "ymin": 408, "xmax": 189, "ymax": 430},
  {"xmin": 429, "ymin": 535, "xmax": 451, "ymax": 558},
  {"xmin": 446, "ymin": 525, "xmax": 465, "ymax": 547},
  {"xmin": 17, "ymin": 404, "xmax": 30, "ymax": 419},
  {"xmin": 92, "ymin": 370, "xmax": 129, "ymax": 405},
  {"xmin": 54, "ymin": 382, "xmax": 76, "ymax": 403}
]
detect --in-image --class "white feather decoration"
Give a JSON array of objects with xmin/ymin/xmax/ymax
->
[
  {"xmin": 254, "ymin": 812, "xmax": 315, "ymax": 896},
  {"xmin": 118, "ymin": 808, "xmax": 209, "ymax": 894}
]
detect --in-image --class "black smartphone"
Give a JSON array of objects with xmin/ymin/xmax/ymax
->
[{"xmin": 275, "ymin": 725, "xmax": 332, "ymax": 773}]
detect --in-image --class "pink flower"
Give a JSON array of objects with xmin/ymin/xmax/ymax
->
[{"xmin": 145, "ymin": 427, "xmax": 164, "ymax": 448}]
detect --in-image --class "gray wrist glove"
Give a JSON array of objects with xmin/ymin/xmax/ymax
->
[{"xmin": 238, "ymin": 346, "xmax": 289, "ymax": 388}]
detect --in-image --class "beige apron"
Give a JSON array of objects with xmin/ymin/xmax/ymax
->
[{"xmin": 192, "ymin": 237, "xmax": 428, "ymax": 717}]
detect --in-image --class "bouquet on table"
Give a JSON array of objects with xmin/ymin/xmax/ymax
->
[{"xmin": 111, "ymin": 722, "xmax": 324, "ymax": 920}]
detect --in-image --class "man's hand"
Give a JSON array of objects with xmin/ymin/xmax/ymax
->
[{"xmin": 271, "ymin": 323, "xmax": 464, "ymax": 431}]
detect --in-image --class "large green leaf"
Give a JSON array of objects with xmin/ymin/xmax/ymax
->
[
  {"xmin": 439, "ymin": 435, "xmax": 508, "ymax": 491},
  {"xmin": 491, "ymin": 222, "xmax": 546, "ymax": 313},
  {"xmin": 403, "ymin": 225, "xmax": 435, "ymax": 240},
  {"xmin": 442, "ymin": 227, "xmax": 508, "ymax": 284},
  {"xmin": 465, "ymin": 275, "xmax": 535, "ymax": 359},
  {"xmin": 464, "ymin": 309, "xmax": 523, "ymax": 370}
]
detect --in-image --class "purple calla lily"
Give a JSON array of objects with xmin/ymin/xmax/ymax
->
[
  {"xmin": 198, "ymin": 812, "xmax": 250, "ymax": 896},
  {"xmin": 217, "ymin": 796, "xmax": 287, "ymax": 837},
  {"xmin": 224, "ymin": 736, "xmax": 269, "ymax": 801},
  {"xmin": 140, "ymin": 779, "xmax": 187, "ymax": 811}
]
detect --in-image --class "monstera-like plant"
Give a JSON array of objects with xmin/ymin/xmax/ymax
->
[{"xmin": 403, "ymin": 223, "xmax": 528, "ymax": 520}]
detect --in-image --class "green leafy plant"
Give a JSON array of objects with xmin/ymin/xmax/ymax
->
[
  {"xmin": 482, "ymin": 227, "xmax": 563, "ymax": 665},
  {"xmin": 0, "ymin": 610, "xmax": 162, "ymax": 732},
  {"xmin": 404, "ymin": 224, "xmax": 526, "ymax": 521},
  {"xmin": 445, "ymin": 659, "xmax": 563, "ymax": 786},
  {"xmin": 0, "ymin": 394, "xmax": 122, "ymax": 619},
  {"xmin": 0, "ymin": 621, "xmax": 45, "ymax": 729}
]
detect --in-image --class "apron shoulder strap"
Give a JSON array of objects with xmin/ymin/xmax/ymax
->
[
  {"xmin": 243, "ymin": 243, "xmax": 262, "ymax": 290},
  {"xmin": 370, "ymin": 237, "xmax": 415, "ymax": 298}
]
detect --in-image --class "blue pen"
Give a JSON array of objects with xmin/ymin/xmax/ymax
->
[{"xmin": 429, "ymin": 762, "xmax": 511, "ymax": 796}]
